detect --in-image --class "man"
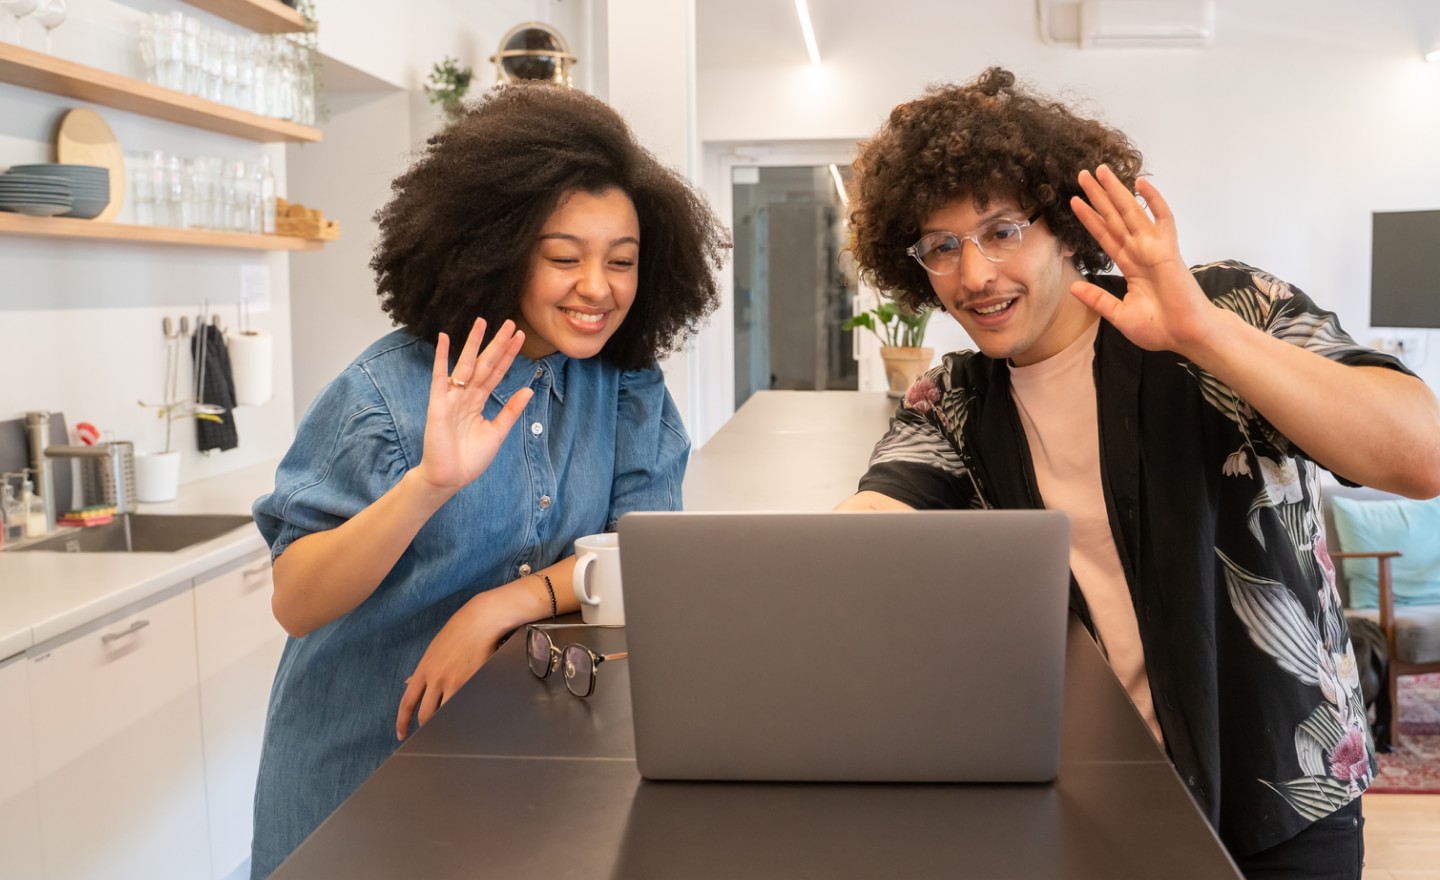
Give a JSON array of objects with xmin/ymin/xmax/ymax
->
[{"xmin": 838, "ymin": 67, "xmax": 1440, "ymax": 878}]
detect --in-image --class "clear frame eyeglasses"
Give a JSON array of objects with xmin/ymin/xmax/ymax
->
[
  {"xmin": 906, "ymin": 211, "xmax": 1042, "ymax": 275},
  {"xmin": 526, "ymin": 624, "xmax": 627, "ymax": 699}
]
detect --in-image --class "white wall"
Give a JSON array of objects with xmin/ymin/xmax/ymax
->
[
  {"xmin": 694, "ymin": 0, "xmax": 1440, "ymax": 397},
  {"xmin": 592, "ymin": 0, "xmax": 703, "ymax": 432}
]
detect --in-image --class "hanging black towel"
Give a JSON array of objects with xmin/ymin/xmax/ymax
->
[{"xmin": 191, "ymin": 324, "xmax": 239, "ymax": 452}]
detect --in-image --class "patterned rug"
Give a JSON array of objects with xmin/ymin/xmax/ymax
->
[{"xmin": 1369, "ymin": 672, "xmax": 1440, "ymax": 795}]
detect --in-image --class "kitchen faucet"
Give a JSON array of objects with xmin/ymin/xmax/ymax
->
[{"xmin": 25, "ymin": 411, "xmax": 134, "ymax": 532}]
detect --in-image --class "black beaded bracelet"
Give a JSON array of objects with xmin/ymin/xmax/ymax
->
[{"xmin": 541, "ymin": 574, "xmax": 557, "ymax": 619}]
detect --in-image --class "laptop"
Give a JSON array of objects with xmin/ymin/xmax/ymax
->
[{"xmin": 617, "ymin": 510, "xmax": 1072, "ymax": 784}]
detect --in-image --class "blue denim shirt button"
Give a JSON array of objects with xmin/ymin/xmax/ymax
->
[
  {"xmin": 530, "ymin": 422, "xmax": 543, "ymax": 436},
  {"xmin": 539, "ymin": 495, "xmax": 552, "ymax": 509},
  {"xmin": 518, "ymin": 563, "xmax": 532, "ymax": 576},
  {"xmin": 534, "ymin": 367, "xmax": 544, "ymax": 378}
]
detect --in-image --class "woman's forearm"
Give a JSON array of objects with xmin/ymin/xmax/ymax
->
[{"xmin": 271, "ymin": 469, "xmax": 458, "ymax": 636}]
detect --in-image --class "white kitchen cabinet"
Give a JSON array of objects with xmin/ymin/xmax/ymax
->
[
  {"xmin": 194, "ymin": 551, "xmax": 286, "ymax": 880},
  {"xmin": 0, "ymin": 652, "xmax": 43, "ymax": 880},
  {"xmin": 28, "ymin": 585, "xmax": 211, "ymax": 880}
]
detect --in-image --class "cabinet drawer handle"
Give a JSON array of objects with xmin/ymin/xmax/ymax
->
[
  {"xmin": 242, "ymin": 562, "xmax": 270, "ymax": 591},
  {"xmin": 101, "ymin": 619, "xmax": 151, "ymax": 644}
]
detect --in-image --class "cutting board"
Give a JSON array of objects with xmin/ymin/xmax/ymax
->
[{"xmin": 55, "ymin": 108, "xmax": 125, "ymax": 223}]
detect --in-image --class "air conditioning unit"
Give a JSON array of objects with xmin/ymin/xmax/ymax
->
[{"xmin": 1079, "ymin": 0, "xmax": 1215, "ymax": 48}]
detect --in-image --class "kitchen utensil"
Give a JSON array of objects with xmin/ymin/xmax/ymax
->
[
  {"xmin": 80, "ymin": 440, "xmax": 135, "ymax": 509},
  {"xmin": 55, "ymin": 108, "xmax": 125, "ymax": 222}
]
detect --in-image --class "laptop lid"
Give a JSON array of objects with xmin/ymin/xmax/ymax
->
[{"xmin": 618, "ymin": 510, "xmax": 1071, "ymax": 783}]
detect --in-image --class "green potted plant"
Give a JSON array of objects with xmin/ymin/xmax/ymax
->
[
  {"xmin": 425, "ymin": 56, "xmax": 474, "ymax": 124},
  {"xmin": 843, "ymin": 301, "xmax": 935, "ymax": 398}
]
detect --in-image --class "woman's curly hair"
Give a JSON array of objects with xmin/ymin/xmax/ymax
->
[
  {"xmin": 850, "ymin": 67, "xmax": 1144, "ymax": 312},
  {"xmin": 371, "ymin": 83, "xmax": 730, "ymax": 370}
]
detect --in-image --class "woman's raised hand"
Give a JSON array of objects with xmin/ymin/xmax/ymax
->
[{"xmin": 414, "ymin": 318, "xmax": 534, "ymax": 494}]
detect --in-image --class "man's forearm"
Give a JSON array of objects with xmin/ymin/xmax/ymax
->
[{"xmin": 1185, "ymin": 309, "xmax": 1440, "ymax": 498}]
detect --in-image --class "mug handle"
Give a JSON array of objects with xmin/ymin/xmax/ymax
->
[{"xmin": 573, "ymin": 551, "xmax": 601, "ymax": 606}]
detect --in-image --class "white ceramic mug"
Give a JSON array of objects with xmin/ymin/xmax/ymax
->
[{"xmin": 573, "ymin": 532, "xmax": 624, "ymax": 625}]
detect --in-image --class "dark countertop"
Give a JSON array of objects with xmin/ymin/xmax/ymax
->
[{"xmin": 274, "ymin": 616, "xmax": 1239, "ymax": 879}]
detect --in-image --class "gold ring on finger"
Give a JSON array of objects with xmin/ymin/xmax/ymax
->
[{"xmin": 448, "ymin": 377, "xmax": 468, "ymax": 389}]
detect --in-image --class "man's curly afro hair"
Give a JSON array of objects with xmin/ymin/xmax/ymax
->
[
  {"xmin": 371, "ymin": 83, "xmax": 730, "ymax": 370},
  {"xmin": 850, "ymin": 67, "xmax": 1144, "ymax": 313}
]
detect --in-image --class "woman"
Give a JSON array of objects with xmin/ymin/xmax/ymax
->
[{"xmin": 249, "ymin": 83, "xmax": 728, "ymax": 878}]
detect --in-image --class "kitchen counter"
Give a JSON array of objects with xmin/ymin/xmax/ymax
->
[{"xmin": 0, "ymin": 459, "xmax": 280, "ymax": 659}]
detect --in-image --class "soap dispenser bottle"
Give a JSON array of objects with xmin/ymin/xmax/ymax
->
[
  {"xmin": 1, "ymin": 481, "xmax": 23, "ymax": 544},
  {"xmin": 22, "ymin": 475, "xmax": 48, "ymax": 538}
]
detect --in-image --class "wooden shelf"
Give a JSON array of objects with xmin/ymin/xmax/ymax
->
[
  {"xmin": 183, "ymin": 0, "xmax": 309, "ymax": 35},
  {"xmin": 0, "ymin": 42, "xmax": 321, "ymax": 143},
  {"xmin": 0, "ymin": 212, "xmax": 324, "ymax": 251}
]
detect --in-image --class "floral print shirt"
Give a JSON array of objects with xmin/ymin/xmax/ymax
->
[{"xmin": 858, "ymin": 261, "xmax": 1409, "ymax": 856}]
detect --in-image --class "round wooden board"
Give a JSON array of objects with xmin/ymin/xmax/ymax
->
[{"xmin": 55, "ymin": 108, "xmax": 126, "ymax": 222}]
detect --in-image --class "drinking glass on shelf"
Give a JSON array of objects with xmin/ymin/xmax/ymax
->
[
  {"xmin": 276, "ymin": 40, "xmax": 297, "ymax": 121},
  {"xmin": 203, "ymin": 27, "xmax": 224, "ymax": 103},
  {"xmin": 192, "ymin": 157, "xmax": 216, "ymax": 230},
  {"xmin": 221, "ymin": 33, "xmax": 240, "ymax": 108},
  {"xmin": 147, "ymin": 150, "xmax": 169, "ymax": 227},
  {"xmin": 126, "ymin": 152, "xmax": 154, "ymax": 226},
  {"xmin": 137, "ymin": 17, "xmax": 156, "ymax": 83},
  {"xmin": 251, "ymin": 38, "xmax": 271, "ymax": 117},
  {"xmin": 183, "ymin": 17, "xmax": 204, "ymax": 97},
  {"xmin": 178, "ymin": 158, "xmax": 199, "ymax": 229},
  {"xmin": 161, "ymin": 11, "xmax": 184, "ymax": 91},
  {"xmin": 1, "ymin": 0, "xmax": 38, "ymax": 45},
  {"xmin": 236, "ymin": 35, "xmax": 255, "ymax": 113},
  {"xmin": 30, "ymin": 0, "xmax": 64, "ymax": 53},
  {"xmin": 221, "ymin": 159, "xmax": 243, "ymax": 231}
]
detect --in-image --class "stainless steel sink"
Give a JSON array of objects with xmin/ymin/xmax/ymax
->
[{"xmin": 12, "ymin": 513, "xmax": 256, "ymax": 553}]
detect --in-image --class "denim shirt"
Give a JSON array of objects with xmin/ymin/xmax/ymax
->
[{"xmin": 248, "ymin": 329, "xmax": 689, "ymax": 878}]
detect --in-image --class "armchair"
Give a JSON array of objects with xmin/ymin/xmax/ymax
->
[{"xmin": 1321, "ymin": 480, "xmax": 1440, "ymax": 751}]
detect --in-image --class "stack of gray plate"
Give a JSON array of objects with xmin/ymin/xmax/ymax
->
[
  {"xmin": 3, "ymin": 164, "xmax": 110, "ymax": 219},
  {"xmin": 0, "ymin": 171, "xmax": 72, "ymax": 217}
]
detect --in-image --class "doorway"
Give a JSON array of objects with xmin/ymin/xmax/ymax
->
[
  {"xmin": 689, "ymin": 142, "xmax": 897, "ymax": 448},
  {"xmin": 730, "ymin": 164, "xmax": 856, "ymax": 409}
]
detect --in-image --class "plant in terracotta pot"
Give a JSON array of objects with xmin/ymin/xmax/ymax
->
[{"xmin": 843, "ymin": 301, "xmax": 935, "ymax": 398}]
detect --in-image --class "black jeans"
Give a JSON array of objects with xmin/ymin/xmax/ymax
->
[{"xmin": 1235, "ymin": 799, "xmax": 1365, "ymax": 880}]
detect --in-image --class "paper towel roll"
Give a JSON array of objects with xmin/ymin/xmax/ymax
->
[{"xmin": 229, "ymin": 330, "xmax": 274, "ymax": 406}]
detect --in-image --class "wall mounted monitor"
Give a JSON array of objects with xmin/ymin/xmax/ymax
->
[{"xmin": 1371, "ymin": 209, "xmax": 1440, "ymax": 329}]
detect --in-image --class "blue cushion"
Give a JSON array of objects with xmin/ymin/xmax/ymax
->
[{"xmin": 1330, "ymin": 495, "xmax": 1440, "ymax": 608}]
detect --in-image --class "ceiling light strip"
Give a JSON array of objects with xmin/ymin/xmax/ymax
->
[{"xmin": 794, "ymin": 0, "xmax": 822, "ymax": 67}]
